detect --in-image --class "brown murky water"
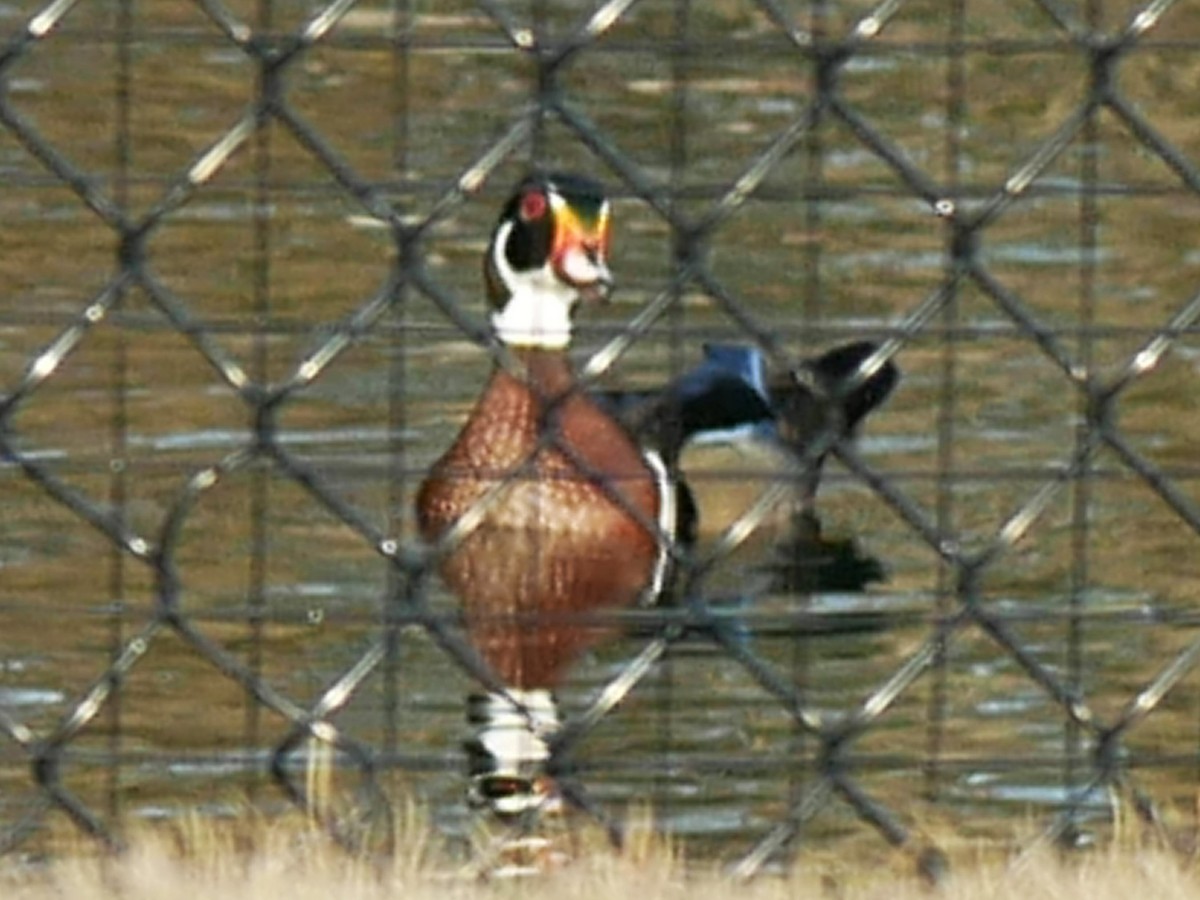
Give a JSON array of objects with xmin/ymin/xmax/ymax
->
[{"xmin": 4, "ymin": 0, "xmax": 1200, "ymax": 864}]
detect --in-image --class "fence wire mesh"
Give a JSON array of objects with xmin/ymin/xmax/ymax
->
[{"xmin": 3, "ymin": 0, "xmax": 1200, "ymax": 878}]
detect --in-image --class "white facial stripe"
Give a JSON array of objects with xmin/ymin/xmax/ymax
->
[{"xmin": 491, "ymin": 219, "xmax": 518, "ymax": 293}]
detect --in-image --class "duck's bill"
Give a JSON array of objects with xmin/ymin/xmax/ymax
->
[{"xmin": 551, "ymin": 204, "xmax": 613, "ymax": 302}]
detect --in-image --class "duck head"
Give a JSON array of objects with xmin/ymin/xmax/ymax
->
[{"xmin": 484, "ymin": 172, "xmax": 614, "ymax": 349}]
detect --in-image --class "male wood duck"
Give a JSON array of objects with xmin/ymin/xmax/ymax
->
[
  {"xmin": 417, "ymin": 174, "xmax": 901, "ymax": 819},
  {"xmin": 596, "ymin": 339, "xmax": 899, "ymax": 549},
  {"xmin": 416, "ymin": 173, "xmax": 673, "ymax": 818}
]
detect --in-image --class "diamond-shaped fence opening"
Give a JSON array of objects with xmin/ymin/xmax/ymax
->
[{"xmin": 3, "ymin": 0, "xmax": 1200, "ymax": 879}]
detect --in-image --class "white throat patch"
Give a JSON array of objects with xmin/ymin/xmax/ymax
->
[
  {"xmin": 489, "ymin": 220, "xmax": 580, "ymax": 349},
  {"xmin": 490, "ymin": 285, "xmax": 577, "ymax": 348}
]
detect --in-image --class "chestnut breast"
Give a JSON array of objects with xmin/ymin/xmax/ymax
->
[{"xmin": 417, "ymin": 353, "xmax": 662, "ymax": 687}]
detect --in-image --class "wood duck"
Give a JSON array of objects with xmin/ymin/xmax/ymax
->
[
  {"xmin": 596, "ymin": 339, "xmax": 899, "ymax": 550},
  {"xmin": 416, "ymin": 173, "xmax": 673, "ymax": 817},
  {"xmin": 417, "ymin": 174, "xmax": 901, "ymax": 819}
]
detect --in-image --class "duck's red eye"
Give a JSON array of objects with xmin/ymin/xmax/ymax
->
[{"xmin": 519, "ymin": 190, "xmax": 548, "ymax": 222}]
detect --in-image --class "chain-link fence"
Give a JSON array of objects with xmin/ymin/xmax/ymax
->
[{"xmin": 4, "ymin": 0, "xmax": 1200, "ymax": 878}]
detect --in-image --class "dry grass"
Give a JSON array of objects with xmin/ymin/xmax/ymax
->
[{"xmin": 5, "ymin": 810, "xmax": 1200, "ymax": 900}]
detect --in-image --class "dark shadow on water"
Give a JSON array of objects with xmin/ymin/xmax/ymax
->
[{"xmin": 770, "ymin": 510, "xmax": 888, "ymax": 596}]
